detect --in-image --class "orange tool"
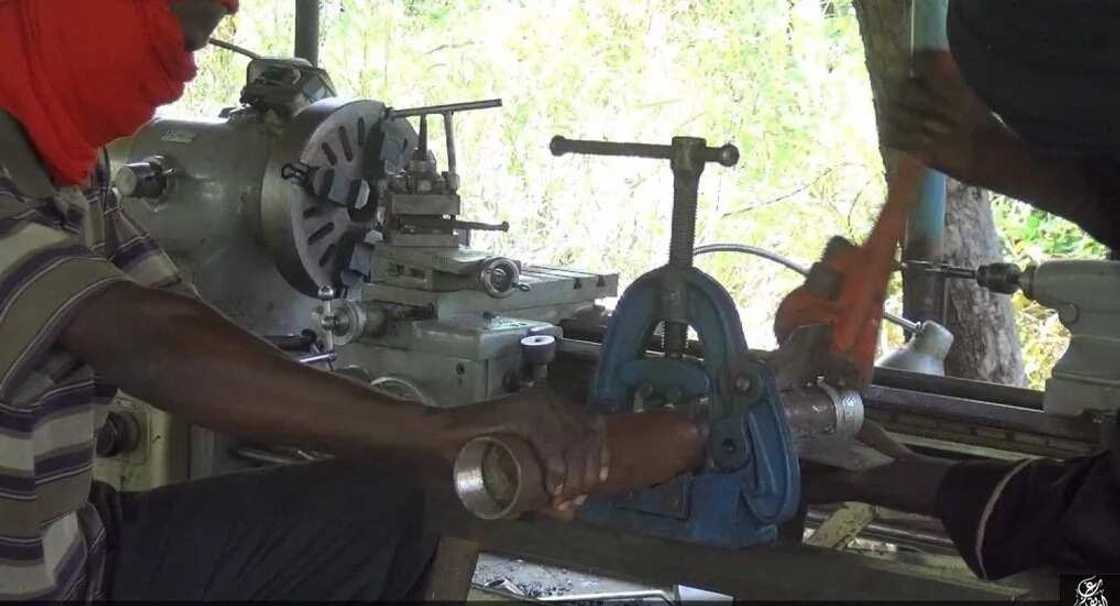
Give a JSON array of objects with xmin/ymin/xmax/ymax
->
[{"xmin": 773, "ymin": 155, "xmax": 924, "ymax": 389}]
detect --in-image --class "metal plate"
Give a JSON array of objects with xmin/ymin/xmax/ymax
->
[{"xmin": 261, "ymin": 98, "xmax": 389, "ymax": 296}]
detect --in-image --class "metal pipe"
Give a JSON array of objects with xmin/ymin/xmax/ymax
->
[
  {"xmin": 388, "ymin": 99, "xmax": 503, "ymax": 119},
  {"xmin": 693, "ymin": 243, "xmax": 919, "ymax": 334},
  {"xmin": 297, "ymin": 351, "xmax": 336, "ymax": 365},
  {"xmin": 209, "ymin": 38, "xmax": 262, "ymax": 60},
  {"xmin": 294, "ymin": 0, "xmax": 320, "ymax": 66},
  {"xmin": 235, "ymin": 446, "xmax": 307, "ymax": 466},
  {"xmin": 549, "ymin": 136, "xmax": 738, "ymax": 167},
  {"xmin": 782, "ymin": 384, "xmax": 864, "ymax": 452},
  {"xmin": 862, "ymin": 384, "xmax": 1098, "ymax": 443},
  {"xmin": 453, "ymin": 410, "xmax": 706, "ymax": 520},
  {"xmin": 871, "ymin": 366, "xmax": 1043, "ymax": 409},
  {"xmin": 902, "ymin": 0, "xmax": 951, "ymax": 326},
  {"xmin": 804, "ymin": 509, "xmax": 956, "ymax": 551}
]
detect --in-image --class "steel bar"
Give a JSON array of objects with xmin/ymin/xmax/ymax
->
[
  {"xmin": 297, "ymin": 351, "xmax": 336, "ymax": 365},
  {"xmin": 294, "ymin": 0, "xmax": 320, "ymax": 66},
  {"xmin": 549, "ymin": 137, "xmax": 738, "ymax": 167},
  {"xmin": 871, "ymin": 366, "xmax": 1044, "ymax": 409},
  {"xmin": 208, "ymin": 38, "xmax": 262, "ymax": 60},
  {"xmin": 862, "ymin": 384, "xmax": 1098, "ymax": 444},
  {"xmin": 388, "ymin": 99, "xmax": 503, "ymax": 119},
  {"xmin": 804, "ymin": 509, "xmax": 956, "ymax": 551}
]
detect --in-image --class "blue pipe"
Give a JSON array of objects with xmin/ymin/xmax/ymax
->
[{"xmin": 903, "ymin": 0, "xmax": 949, "ymax": 323}]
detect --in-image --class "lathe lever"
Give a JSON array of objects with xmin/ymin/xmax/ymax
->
[{"xmin": 549, "ymin": 136, "xmax": 739, "ymax": 167}]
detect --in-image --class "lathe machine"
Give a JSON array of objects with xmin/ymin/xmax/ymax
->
[{"xmin": 97, "ymin": 48, "xmax": 1111, "ymax": 601}]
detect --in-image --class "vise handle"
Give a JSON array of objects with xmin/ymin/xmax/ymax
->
[{"xmin": 550, "ymin": 136, "xmax": 739, "ymax": 167}]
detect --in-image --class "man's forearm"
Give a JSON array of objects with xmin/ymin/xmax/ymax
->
[
  {"xmin": 961, "ymin": 126, "xmax": 1097, "ymax": 213},
  {"xmin": 803, "ymin": 455, "xmax": 956, "ymax": 517},
  {"xmin": 62, "ymin": 282, "xmax": 479, "ymax": 463}
]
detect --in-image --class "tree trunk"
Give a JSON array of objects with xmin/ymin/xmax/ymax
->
[
  {"xmin": 941, "ymin": 183, "xmax": 1026, "ymax": 384},
  {"xmin": 852, "ymin": 1, "xmax": 1025, "ymax": 385}
]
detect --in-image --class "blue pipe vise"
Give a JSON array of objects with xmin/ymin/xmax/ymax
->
[{"xmin": 549, "ymin": 136, "xmax": 801, "ymax": 548}]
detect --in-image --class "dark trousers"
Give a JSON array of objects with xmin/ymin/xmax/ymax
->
[{"xmin": 91, "ymin": 460, "xmax": 439, "ymax": 601}]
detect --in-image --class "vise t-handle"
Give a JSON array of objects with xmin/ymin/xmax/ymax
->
[{"xmin": 550, "ymin": 135, "xmax": 739, "ymax": 357}]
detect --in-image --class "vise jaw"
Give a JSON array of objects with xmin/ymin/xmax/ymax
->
[
  {"xmin": 578, "ymin": 266, "xmax": 801, "ymax": 548},
  {"xmin": 553, "ymin": 135, "xmax": 800, "ymax": 548}
]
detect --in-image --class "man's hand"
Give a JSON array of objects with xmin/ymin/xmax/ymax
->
[
  {"xmin": 443, "ymin": 388, "xmax": 610, "ymax": 518},
  {"xmin": 881, "ymin": 72, "xmax": 990, "ymax": 180}
]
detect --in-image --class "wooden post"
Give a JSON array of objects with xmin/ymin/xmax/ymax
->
[{"xmin": 420, "ymin": 537, "xmax": 482, "ymax": 601}]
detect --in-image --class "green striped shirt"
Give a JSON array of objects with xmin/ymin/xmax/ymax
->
[{"xmin": 0, "ymin": 111, "xmax": 185, "ymax": 601}]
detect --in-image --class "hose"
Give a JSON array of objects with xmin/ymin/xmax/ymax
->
[{"xmin": 693, "ymin": 243, "xmax": 920, "ymax": 334}]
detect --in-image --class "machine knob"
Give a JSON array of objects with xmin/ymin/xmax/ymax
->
[
  {"xmin": 114, "ymin": 156, "xmax": 170, "ymax": 199},
  {"xmin": 976, "ymin": 262, "xmax": 1022, "ymax": 295},
  {"xmin": 520, "ymin": 334, "xmax": 557, "ymax": 366},
  {"xmin": 96, "ymin": 411, "xmax": 142, "ymax": 458},
  {"xmin": 316, "ymin": 286, "xmax": 341, "ymax": 352},
  {"xmin": 479, "ymin": 257, "xmax": 528, "ymax": 298}
]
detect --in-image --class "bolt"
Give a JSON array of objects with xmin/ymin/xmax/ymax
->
[
  {"xmin": 721, "ymin": 438, "xmax": 737, "ymax": 454},
  {"xmin": 734, "ymin": 375, "xmax": 753, "ymax": 394},
  {"xmin": 317, "ymin": 285, "xmax": 335, "ymax": 300}
]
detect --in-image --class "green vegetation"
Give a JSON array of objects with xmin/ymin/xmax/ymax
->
[{"xmin": 167, "ymin": 0, "xmax": 1101, "ymax": 389}]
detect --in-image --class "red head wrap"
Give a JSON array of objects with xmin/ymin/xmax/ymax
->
[{"xmin": 0, "ymin": 1, "xmax": 230, "ymax": 185}]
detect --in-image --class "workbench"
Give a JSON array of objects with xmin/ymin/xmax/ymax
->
[{"xmin": 421, "ymin": 485, "xmax": 1051, "ymax": 602}]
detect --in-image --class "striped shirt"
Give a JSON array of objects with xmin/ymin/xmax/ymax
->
[{"xmin": 0, "ymin": 111, "xmax": 184, "ymax": 601}]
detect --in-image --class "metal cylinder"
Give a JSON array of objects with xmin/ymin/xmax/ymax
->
[
  {"xmin": 112, "ymin": 116, "xmax": 319, "ymax": 336},
  {"xmin": 453, "ymin": 410, "xmax": 706, "ymax": 520},
  {"xmin": 781, "ymin": 383, "xmax": 864, "ymax": 454},
  {"xmin": 454, "ymin": 435, "xmax": 546, "ymax": 520},
  {"xmin": 294, "ymin": 0, "xmax": 320, "ymax": 67}
]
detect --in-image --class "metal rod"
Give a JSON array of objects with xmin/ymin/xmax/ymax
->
[
  {"xmin": 549, "ymin": 136, "xmax": 739, "ymax": 167},
  {"xmin": 235, "ymin": 446, "xmax": 306, "ymax": 466},
  {"xmin": 871, "ymin": 366, "xmax": 1043, "ymax": 409},
  {"xmin": 693, "ymin": 243, "xmax": 920, "ymax": 334},
  {"xmin": 208, "ymin": 38, "xmax": 262, "ymax": 60},
  {"xmin": 444, "ymin": 112, "xmax": 457, "ymax": 178},
  {"xmin": 539, "ymin": 589, "xmax": 675, "ymax": 603},
  {"xmin": 805, "ymin": 510, "xmax": 956, "ymax": 550},
  {"xmin": 389, "ymin": 99, "xmax": 503, "ymax": 119},
  {"xmin": 297, "ymin": 351, "xmax": 336, "ymax": 365},
  {"xmin": 862, "ymin": 384, "xmax": 1098, "ymax": 443},
  {"xmin": 552, "ymin": 137, "xmax": 674, "ymax": 160},
  {"xmin": 904, "ymin": 260, "xmax": 977, "ymax": 280},
  {"xmin": 294, "ymin": 0, "xmax": 320, "ymax": 66}
]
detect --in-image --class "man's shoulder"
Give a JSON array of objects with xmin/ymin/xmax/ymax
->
[{"xmin": 0, "ymin": 110, "xmax": 55, "ymax": 201}]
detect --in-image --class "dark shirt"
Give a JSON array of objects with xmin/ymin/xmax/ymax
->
[
  {"xmin": 937, "ymin": 421, "xmax": 1120, "ymax": 580},
  {"xmin": 947, "ymin": 0, "xmax": 1120, "ymax": 250}
]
